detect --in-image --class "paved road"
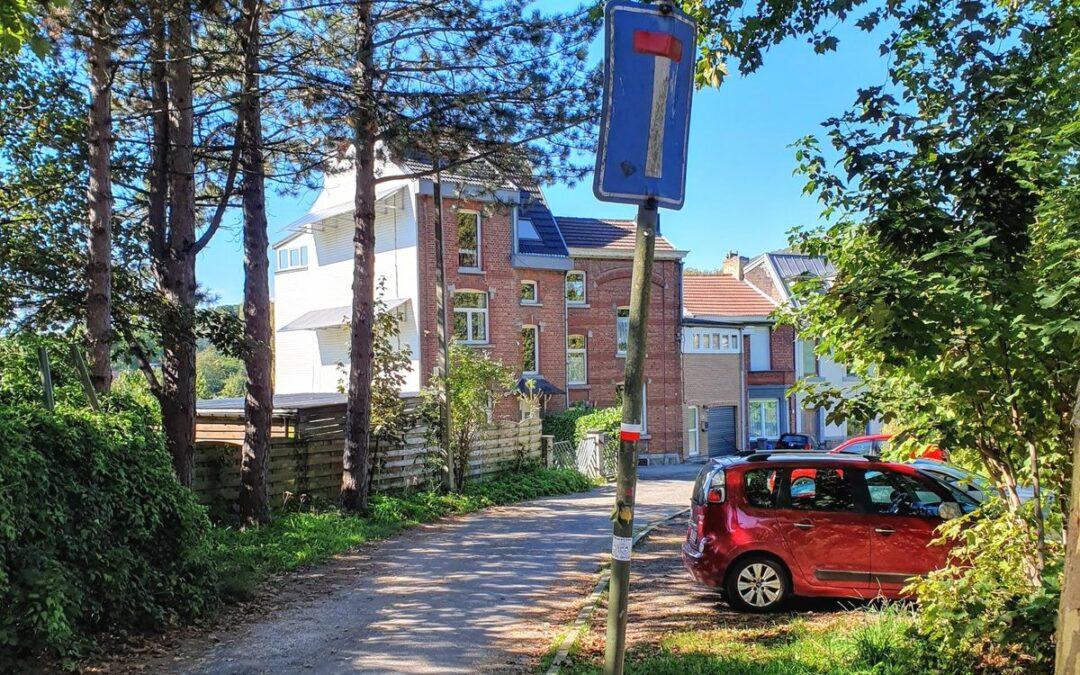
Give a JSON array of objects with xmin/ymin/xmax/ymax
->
[{"xmin": 157, "ymin": 464, "xmax": 700, "ymax": 674}]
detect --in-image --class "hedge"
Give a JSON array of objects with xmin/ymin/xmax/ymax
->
[{"xmin": 0, "ymin": 404, "xmax": 218, "ymax": 668}]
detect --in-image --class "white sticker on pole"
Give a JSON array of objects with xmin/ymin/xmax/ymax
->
[
  {"xmin": 611, "ymin": 535, "xmax": 633, "ymax": 562},
  {"xmin": 619, "ymin": 423, "xmax": 642, "ymax": 443}
]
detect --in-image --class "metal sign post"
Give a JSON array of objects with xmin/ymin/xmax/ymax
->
[{"xmin": 593, "ymin": 2, "xmax": 696, "ymax": 673}]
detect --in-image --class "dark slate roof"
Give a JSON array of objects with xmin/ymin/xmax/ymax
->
[
  {"xmin": 197, "ymin": 392, "xmax": 348, "ymax": 414},
  {"xmin": 518, "ymin": 195, "xmax": 569, "ymax": 257},
  {"xmin": 555, "ymin": 216, "xmax": 676, "ymax": 252},
  {"xmin": 517, "ymin": 376, "xmax": 564, "ymax": 396},
  {"xmin": 768, "ymin": 253, "xmax": 835, "ymax": 280},
  {"xmin": 398, "ymin": 146, "xmax": 544, "ymax": 202}
]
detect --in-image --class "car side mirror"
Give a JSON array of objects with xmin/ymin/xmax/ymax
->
[{"xmin": 939, "ymin": 502, "xmax": 962, "ymax": 521}]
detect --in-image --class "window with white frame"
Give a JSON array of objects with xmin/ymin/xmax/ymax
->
[
  {"xmin": 567, "ymin": 334, "xmax": 587, "ymax": 385},
  {"xmin": 457, "ymin": 211, "xmax": 481, "ymax": 269},
  {"xmin": 749, "ymin": 398, "xmax": 780, "ymax": 439},
  {"xmin": 277, "ymin": 245, "xmax": 308, "ymax": 271},
  {"xmin": 685, "ymin": 328, "xmax": 740, "ymax": 354},
  {"xmin": 521, "ymin": 325, "xmax": 538, "ymax": 374},
  {"xmin": 801, "ymin": 340, "xmax": 818, "ymax": 376},
  {"xmin": 453, "ymin": 291, "xmax": 488, "ymax": 343},
  {"xmin": 565, "ymin": 271, "xmax": 586, "ymax": 305},
  {"xmin": 520, "ymin": 280, "xmax": 538, "ymax": 305},
  {"xmin": 616, "ymin": 307, "xmax": 630, "ymax": 356},
  {"xmin": 747, "ymin": 327, "xmax": 771, "ymax": 371}
]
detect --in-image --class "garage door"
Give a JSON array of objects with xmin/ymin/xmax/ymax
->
[{"xmin": 707, "ymin": 406, "xmax": 737, "ymax": 456}]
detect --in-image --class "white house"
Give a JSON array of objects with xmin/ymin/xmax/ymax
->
[{"xmin": 742, "ymin": 252, "xmax": 883, "ymax": 446}]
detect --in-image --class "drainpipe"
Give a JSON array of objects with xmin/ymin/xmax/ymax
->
[{"xmin": 739, "ymin": 327, "xmax": 747, "ymax": 450}]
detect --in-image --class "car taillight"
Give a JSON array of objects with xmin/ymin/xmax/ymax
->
[
  {"xmin": 803, "ymin": 443, "xmax": 811, "ymax": 450},
  {"xmin": 705, "ymin": 468, "xmax": 726, "ymax": 503},
  {"xmin": 696, "ymin": 515, "xmax": 706, "ymax": 540}
]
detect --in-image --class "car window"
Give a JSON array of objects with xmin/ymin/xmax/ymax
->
[
  {"xmin": 744, "ymin": 469, "xmax": 781, "ymax": 509},
  {"xmin": 864, "ymin": 470, "xmax": 946, "ymax": 517},
  {"xmin": 787, "ymin": 468, "xmax": 856, "ymax": 512},
  {"xmin": 838, "ymin": 441, "xmax": 871, "ymax": 455}
]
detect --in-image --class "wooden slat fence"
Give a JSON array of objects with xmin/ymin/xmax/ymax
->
[{"xmin": 193, "ymin": 396, "xmax": 542, "ymax": 506}]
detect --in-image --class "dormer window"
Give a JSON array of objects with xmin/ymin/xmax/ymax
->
[
  {"xmin": 517, "ymin": 218, "xmax": 541, "ymax": 241},
  {"xmin": 277, "ymin": 245, "xmax": 308, "ymax": 271}
]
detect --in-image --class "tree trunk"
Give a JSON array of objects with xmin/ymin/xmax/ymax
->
[
  {"xmin": 1054, "ymin": 379, "xmax": 1080, "ymax": 674},
  {"xmin": 159, "ymin": 0, "xmax": 198, "ymax": 486},
  {"xmin": 341, "ymin": 0, "xmax": 376, "ymax": 513},
  {"xmin": 86, "ymin": 0, "xmax": 113, "ymax": 394},
  {"xmin": 236, "ymin": 0, "xmax": 271, "ymax": 526}
]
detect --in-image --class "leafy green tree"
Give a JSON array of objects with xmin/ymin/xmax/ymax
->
[
  {"xmin": 0, "ymin": 0, "xmax": 56, "ymax": 54},
  {"xmin": 423, "ymin": 344, "xmax": 516, "ymax": 490},
  {"xmin": 336, "ymin": 282, "xmax": 415, "ymax": 508},
  {"xmin": 194, "ymin": 346, "xmax": 246, "ymax": 400},
  {"xmin": 0, "ymin": 53, "xmax": 86, "ymax": 329}
]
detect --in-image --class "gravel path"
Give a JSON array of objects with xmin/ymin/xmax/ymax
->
[{"xmin": 126, "ymin": 464, "xmax": 699, "ymax": 674}]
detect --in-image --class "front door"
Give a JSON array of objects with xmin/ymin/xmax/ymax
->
[
  {"xmin": 774, "ymin": 466, "xmax": 872, "ymax": 591},
  {"xmin": 685, "ymin": 406, "xmax": 700, "ymax": 457},
  {"xmin": 859, "ymin": 469, "xmax": 952, "ymax": 590}
]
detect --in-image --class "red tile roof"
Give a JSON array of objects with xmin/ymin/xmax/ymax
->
[
  {"xmin": 683, "ymin": 275, "xmax": 776, "ymax": 318},
  {"xmin": 556, "ymin": 216, "xmax": 676, "ymax": 252}
]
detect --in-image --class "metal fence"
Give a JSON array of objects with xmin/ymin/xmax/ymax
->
[{"xmin": 548, "ymin": 433, "xmax": 617, "ymax": 481}]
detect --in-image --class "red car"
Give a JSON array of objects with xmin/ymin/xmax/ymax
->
[
  {"xmin": 682, "ymin": 452, "xmax": 972, "ymax": 611},
  {"xmin": 831, "ymin": 434, "xmax": 948, "ymax": 462}
]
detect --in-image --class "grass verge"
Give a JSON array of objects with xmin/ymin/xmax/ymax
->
[
  {"xmin": 558, "ymin": 605, "xmax": 972, "ymax": 675},
  {"xmin": 210, "ymin": 466, "xmax": 596, "ymax": 600}
]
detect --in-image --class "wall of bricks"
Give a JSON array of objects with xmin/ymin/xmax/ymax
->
[
  {"xmin": 415, "ymin": 194, "xmax": 568, "ymax": 421},
  {"xmin": 745, "ymin": 265, "xmax": 783, "ymax": 302},
  {"xmin": 566, "ymin": 256, "xmax": 684, "ymax": 462}
]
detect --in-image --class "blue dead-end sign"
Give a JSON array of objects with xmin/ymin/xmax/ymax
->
[{"xmin": 594, "ymin": 0, "xmax": 697, "ymax": 210}]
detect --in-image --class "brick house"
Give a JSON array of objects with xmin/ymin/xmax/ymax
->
[
  {"xmin": 272, "ymin": 153, "xmax": 687, "ymax": 462},
  {"xmin": 680, "ymin": 254, "xmax": 798, "ymax": 457}
]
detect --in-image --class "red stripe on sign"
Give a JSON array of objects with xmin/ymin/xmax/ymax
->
[
  {"xmin": 620, "ymin": 430, "xmax": 641, "ymax": 442},
  {"xmin": 633, "ymin": 30, "xmax": 683, "ymax": 62}
]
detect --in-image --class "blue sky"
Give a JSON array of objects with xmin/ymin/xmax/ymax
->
[{"xmin": 196, "ymin": 18, "xmax": 890, "ymax": 305}]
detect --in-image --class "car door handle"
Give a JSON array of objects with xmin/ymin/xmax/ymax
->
[
  {"xmin": 793, "ymin": 521, "xmax": 814, "ymax": 530},
  {"xmin": 875, "ymin": 527, "xmax": 896, "ymax": 535}
]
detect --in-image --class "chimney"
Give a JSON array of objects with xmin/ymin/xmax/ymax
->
[{"xmin": 722, "ymin": 251, "xmax": 745, "ymax": 280}]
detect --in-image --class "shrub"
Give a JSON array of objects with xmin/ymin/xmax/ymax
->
[
  {"xmin": 0, "ymin": 404, "xmax": 218, "ymax": 668},
  {"xmin": 542, "ymin": 405, "xmax": 592, "ymax": 444},
  {"xmin": 572, "ymin": 407, "xmax": 621, "ymax": 447},
  {"xmin": 907, "ymin": 500, "xmax": 1063, "ymax": 673}
]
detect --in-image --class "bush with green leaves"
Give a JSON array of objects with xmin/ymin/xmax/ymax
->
[
  {"xmin": 907, "ymin": 501, "xmax": 1063, "ymax": 673},
  {"xmin": 0, "ymin": 404, "xmax": 219, "ymax": 668},
  {"xmin": 542, "ymin": 405, "xmax": 593, "ymax": 444},
  {"xmin": 574, "ymin": 407, "xmax": 621, "ymax": 446}
]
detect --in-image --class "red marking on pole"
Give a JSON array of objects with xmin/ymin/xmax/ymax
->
[
  {"xmin": 620, "ymin": 423, "xmax": 642, "ymax": 442},
  {"xmin": 633, "ymin": 30, "xmax": 683, "ymax": 62}
]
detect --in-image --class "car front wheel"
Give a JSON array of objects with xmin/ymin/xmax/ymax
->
[{"xmin": 725, "ymin": 556, "xmax": 790, "ymax": 612}]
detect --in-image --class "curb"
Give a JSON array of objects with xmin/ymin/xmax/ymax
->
[{"xmin": 544, "ymin": 507, "xmax": 690, "ymax": 675}]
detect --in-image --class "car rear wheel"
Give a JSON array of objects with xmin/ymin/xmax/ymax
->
[{"xmin": 725, "ymin": 556, "xmax": 789, "ymax": 612}]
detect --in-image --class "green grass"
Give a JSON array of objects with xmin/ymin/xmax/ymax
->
[
  {"xmin": 559, "ymin": 606, "xmax": 972, "ymax": 675},
  {"xmin": 210, "ymin": 467, "xmax": 596, "ymax": 600}
]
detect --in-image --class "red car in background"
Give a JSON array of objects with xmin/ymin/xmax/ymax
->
[
  {"xmin": 682, "ymin": 452, "xmax": 973, "ymax": 612},
  {"xmin": 831, "ymin": 434, "xmax": 948, "ymax": 462}
]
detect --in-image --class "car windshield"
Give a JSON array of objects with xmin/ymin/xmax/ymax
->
[
  {"xmin": 933, "ymin": 467, "xmax": 992, "ymax": 492},
  {"xmin": 919, "ymin": 471, "xmax": 981, "ymax": 511}
]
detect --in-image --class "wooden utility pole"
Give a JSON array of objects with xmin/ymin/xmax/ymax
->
[
  {"xmin": 603, "ymin": 200, "xmax": 657, "ymax": 675},
  {"xmin": 432, "ymin": 165, "xmax": 455, "ymax": 491},
  {"xmin": 1055, "ymin": 379, "xmax": 1080, "ymax": 674}
]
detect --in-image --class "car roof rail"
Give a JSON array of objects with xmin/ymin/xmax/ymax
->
[{"xmin": 738, "ymin": 450, "xmax": 878, "ymax": 463}]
